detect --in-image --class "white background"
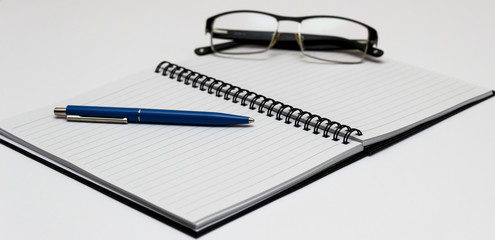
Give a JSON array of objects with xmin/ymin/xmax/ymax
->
[{"xmin": 1, "ymin": 0, "xmax": 494, "ymax": 239}]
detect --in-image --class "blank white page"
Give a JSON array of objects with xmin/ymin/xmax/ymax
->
[
  {"xmin": 181, "ymin": 53, "xmax": 491, "ymax": 144},
  {"xmin": 0, "ymin": 69, "xmax": 362, "ymax": 230}
]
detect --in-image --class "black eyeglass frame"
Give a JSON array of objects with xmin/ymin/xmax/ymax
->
[{"xmin": 195, "ymin": 10, "xmax": 384, "ymax": 62}]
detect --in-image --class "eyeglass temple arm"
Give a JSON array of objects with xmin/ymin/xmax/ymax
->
[
  {"xmin": 194, "ymin": 42, "xmax": 233, "ymax": 55},
  {"xmin": 194, "ymin": 30, "xmax": 384, "ymax": 57}
]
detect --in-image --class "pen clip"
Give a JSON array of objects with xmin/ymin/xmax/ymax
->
[{"xmin": 66, "ymin": 115, "xmax": 128, "ymax": 124}]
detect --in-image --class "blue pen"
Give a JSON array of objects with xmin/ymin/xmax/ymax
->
[{"xmin": 54, "ymin": 105, "xmax": 254, "ymax": 125}]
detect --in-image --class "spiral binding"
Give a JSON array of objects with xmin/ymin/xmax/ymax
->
[{"xmin": 154, "ymin": 61, "xmax": 363, "ymax": 144}]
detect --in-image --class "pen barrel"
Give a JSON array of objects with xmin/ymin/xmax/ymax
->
[
  {"xmin": 66, "ymin": 105, "xmax": 140, "ymax": 121},
  {"xmin": 139, "ymin": 109, "xmax": 249, "ymax": 125}
]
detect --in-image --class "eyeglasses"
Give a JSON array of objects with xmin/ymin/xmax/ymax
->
[{"xmin": 194, "ymin": 10, "xmax": 384, "ymax": 64}]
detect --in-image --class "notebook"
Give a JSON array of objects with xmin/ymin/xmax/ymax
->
[{"xmin": 0, "ymin": 53, "xmax": 492, "ymax": 237}]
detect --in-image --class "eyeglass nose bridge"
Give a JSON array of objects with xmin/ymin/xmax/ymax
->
[
  {"xmin": 294, "ymin": 33, "xmax": 304, "ymax": 51},
  {"xmin": 267, "ymin": 22, "xmax": 305, "ymax": 51},
  {"xmin": 269, "ymin": 32, "xmax": 281, "ymax": 48}
]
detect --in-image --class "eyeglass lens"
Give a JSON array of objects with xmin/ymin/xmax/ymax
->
[
  {"xmin": 210, "ymin": 12, "xmax": 278, "ymax": 54},
  {"xmin": 300, "ymin": 18, "xmax": 369, "ymax": 63}
]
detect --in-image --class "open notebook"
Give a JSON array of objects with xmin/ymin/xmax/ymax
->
[{"xmin": 0, "ymin": 53, "xmax": 492, "ymax": 236}]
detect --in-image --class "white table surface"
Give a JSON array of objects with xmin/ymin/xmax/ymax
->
[{"xmin": 1, "ymin": 0, "xmax": 494, "ymax": 239}]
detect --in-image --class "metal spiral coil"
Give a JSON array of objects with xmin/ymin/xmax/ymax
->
[{"xmin": 155, "ymin": 61, "xmax": 363, "ymax": 144}]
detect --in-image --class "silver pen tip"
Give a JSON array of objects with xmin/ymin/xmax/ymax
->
[
  {"xmin": 54, "ymin": 107, "xmax": 67, "ymax": 118},
  {"xmin": 249, "ymin": 117, "xmax": 255, "ymax": 124}
]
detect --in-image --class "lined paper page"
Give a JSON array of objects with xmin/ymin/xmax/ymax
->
[
  {"xmin": 0, "ymin": 70, "xmax": 362, "ymax": 228},
  {"xmin": 181, "ymin": 53, "xmax": 491, "ymax": 144}
]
